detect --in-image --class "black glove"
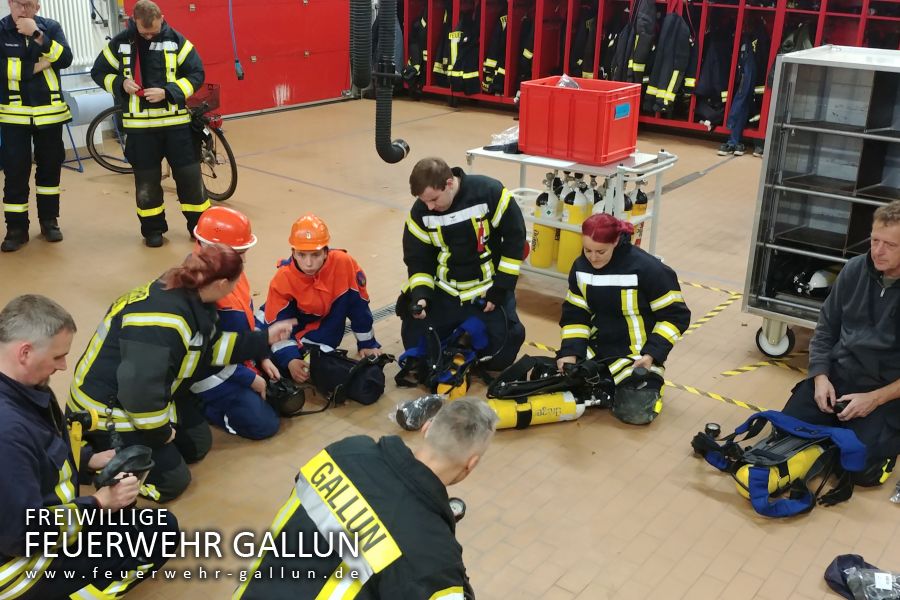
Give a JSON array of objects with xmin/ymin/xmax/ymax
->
[{"xmin": 485, "ymin": 286, "xmax": 508, "ymax": 307}]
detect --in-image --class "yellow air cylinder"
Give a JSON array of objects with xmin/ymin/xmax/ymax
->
[
  {"xmin": 488, "ymin": 391, "xmax": 585, "ymax": 429},
  {"xmin": 530, "ymin": 175, "xmax": 560, "ymax": 268},
  {"xmin": 556, "ymin": 180, "xmax": 590, "ymax": 273},
  {"xmin": 436, "ymin": 354, "xmax": 469, "ymax": 400},
  {"xmin": 734, "ymin": 444, "xmax": 825, "ymax": 499}
]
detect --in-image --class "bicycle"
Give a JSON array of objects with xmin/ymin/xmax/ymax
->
[{"xmin": 85, "ymin": 83, "xmax": 238, "ymax": 202}]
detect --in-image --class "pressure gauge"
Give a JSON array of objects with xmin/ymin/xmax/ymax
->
[{"xmin": 449, "ymin": 497, "xmax": 466, "ymax": 522}]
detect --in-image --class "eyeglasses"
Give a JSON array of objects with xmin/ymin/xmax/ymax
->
[{"xmin": 11, "ymin": 0, "xmax": 38, "ymax": 9}]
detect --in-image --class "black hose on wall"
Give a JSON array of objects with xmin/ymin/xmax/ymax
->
[{"xmin": 350, "ymin": 0, "xmax": 409, "ymax": 163}]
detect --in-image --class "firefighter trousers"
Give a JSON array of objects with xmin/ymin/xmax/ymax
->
[
  {"xmin": 203, "ymin": 385, "xmax": 280, "ymax": 440},
  {"xmin": 1, "ymin": 123, "xmax": 64, "ymax": 229},
  {"xmin": 124, "ymin": 126, "xmax": 210, "ymax": 237},
  {"xmin": 6, "ymin": 509, "xmax": 178, "ymax": 599},
  {"xmin": 400, "ymin": 289, "xmax": 526, "ymax": 372},
  {"xmin": 86, "ymin": 392, "xmax": 212, "ymax": 503}
]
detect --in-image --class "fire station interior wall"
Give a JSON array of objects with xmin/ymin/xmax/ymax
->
[{"xmin": 124, "ymin": 0, "xmax": 351, "ymax": 115}]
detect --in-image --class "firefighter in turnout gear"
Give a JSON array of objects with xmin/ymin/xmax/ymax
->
[
  {"xmin": 90, "ymin": 0, "xmax": 208, "ymax": 248},
  {"xmin": 0, "ymin": 294, "xmax": 179, "ymax": 599},
  {"xmin": 0, "ymin": 0, "xmax": 72, "ymax": 252},
  {"xmin": 400, "ymin": 157, "xmax": 527, "ymax": 373},
  {"xmin": 68, "ymin": 245, "xmax": 296, "ymax": 502},
  {"xmin": 190, "ymin": 207, "xmax": 281, "ymax": 441},
  {"xmin": 557, "ymin": 214, "xmax": 691, "ymax": 422},
  {"xmin": 234, "ymin": 397, "xmax": 496, "ymax": 600},
  {"xmin": 263, "ymin": 213, "xmax": 383, "ymax": 386}
]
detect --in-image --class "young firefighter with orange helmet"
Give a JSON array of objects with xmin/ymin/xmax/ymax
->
[
  {"xmin": 263, "ymin": 214, "xmax": 383, "ymax": 388},
  {"xmin": 189, "ymin": 206, "xmax": 281, "ymax": 439}
]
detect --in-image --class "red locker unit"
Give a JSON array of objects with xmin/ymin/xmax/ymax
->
[
  {"xmin": 124, "ymin": 0, "xmax": 350, "ymax": 115},
  {"xmin": 404, "ymin": 0, "xmax": 900, "ymax": 141}
]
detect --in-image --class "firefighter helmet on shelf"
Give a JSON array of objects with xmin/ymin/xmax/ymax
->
[
  {"xmin": 289, "ymin": 214, "xmax": 330, "ymax": 251},
  {"xmin": 193, "ymin": 206, "xmax": 258, "ymax": 251}
]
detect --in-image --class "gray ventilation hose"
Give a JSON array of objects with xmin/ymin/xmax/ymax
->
[
  {"xmin": 350, "ymin": 0, "xmax": 371, "ymax": 89},
  {"xmin": 350, "ymin": 0, "xmax": 409, "ymax": 163}
]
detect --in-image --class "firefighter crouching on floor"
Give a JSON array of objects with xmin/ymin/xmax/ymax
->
[
  {"xmin": 234, "ymin": 397, "xmax": 496, "ymax": 599},
  {"xmin": 263, "ymin": 213, "xmax": 383, "ymax": 386},
  {"xmin": 189, "ymin": 207, "xmax": 281, "ymax": 440},
  {"xmin": 557, "ymin": 213, "xmax": 691, "ymax": 424},
  {"xmin": 399, "ymin": 157, "xmax": 527, "ymax": 373},
  {"xmin": 68, "ymin": 244, "xmax": 296, "ymax": 503},
  {"xmin": 90, "ymin": 0, "xmax": 209, "ymax": 248},
  {"xmin": 0, "ymin": 295, "xmax": 178, "ymax": 599},
  {"xmin": 0, "ymin": 0, "xmax": 72, "ymax": 252}
]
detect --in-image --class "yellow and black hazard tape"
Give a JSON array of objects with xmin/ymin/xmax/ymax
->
[
  {"xmin": 665, "ymin": 380, "xmax": 766, "ymax": 412},
  {"xmin": 679, "ymin": 280, "xmax": 742, "ymax": 296},
  {"xmin": 681, "ymin": 293, "xmax": 741, "ymax": 337},
  {"xmin": 527, "ymin": 341, "xmax": 559, "ymax": 353},
  {"xmin": 722, "ymin": 351, "xmax": 810, "ymax": 377}
]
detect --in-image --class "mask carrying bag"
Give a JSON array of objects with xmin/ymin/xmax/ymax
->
[
  {"xmin": 691, "ymin": 411, "xmax": 868, "ymax": 517},
  {"xmin": 307, "ymin": 346, "xmax": 394, "ymax": 405}
]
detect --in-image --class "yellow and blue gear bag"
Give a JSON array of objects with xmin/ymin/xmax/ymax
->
[{"xmin": 691, "ymin": 411, "xmax": 868, "ymax": 517}]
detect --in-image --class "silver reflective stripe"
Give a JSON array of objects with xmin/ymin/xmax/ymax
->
[
  {"xmin": 354, "ymin": 330, "xmax": 375, "ymax": 342},
  {"xmin": 422, "ymin": 203, "xmax": 488, "ymax": 228},
  {"xmin": 576, "ymin": 272, "xmax": 639, "ymax": 288},
  {"xmin": 272, "ymin": 340, "xmax": 296, "ymax": 353},
  {"xmin": 190, "ymin": 364, "xmax": 238, "ymax": 394},
  {"xmin": 294, "ymin": 477, "xmax": 375, "ymax": 582}
]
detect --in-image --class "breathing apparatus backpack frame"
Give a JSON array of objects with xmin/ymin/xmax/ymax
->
[
  {"xmin": 691, "ymin": 411, "xmax": 867, "ymax": 517},
  {"xmin": 485, "ymin": 355, "xmax": 616, "ymax": 429},
  {"xmin": 395, "ymin": 304, "xmax": 509, "ymax": 395}
]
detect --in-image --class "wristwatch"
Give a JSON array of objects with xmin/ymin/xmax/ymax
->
[{"xmin": 31, "ymin": 30, "xmax": 41, "ymax": 40}]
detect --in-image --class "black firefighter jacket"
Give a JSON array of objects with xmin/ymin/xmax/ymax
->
[
  {"xmin": 403, "ymin": 168, "xmax": 526, "ymax": 305},
  {"xmin": 68, "ymin": 279, "xmax": 268, "ymax": 448},
  {"xmin": 91, "ymin": 19, "xmax": 204, "ymax": 131},
  {"xmin": 0, "ymin": 15, "xmax": 72, "ymax": 128},
  {"xmin": 559, "ymin": 243, "xmax": 691, "ymax": 366},
  {"xmin": 235, "ymin": 435, "xmax": 474, "ymax": 599}
]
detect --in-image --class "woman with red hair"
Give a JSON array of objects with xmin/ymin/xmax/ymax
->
[
  {"xmin": 69, "ymin": 244, "xmax": 295, "ymax": 502},
  {"xmin": 556, "ymin": 213, "xmax": 691, "ymax": 423}
]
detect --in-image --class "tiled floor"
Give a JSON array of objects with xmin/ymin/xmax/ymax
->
[{"xmin": 3, "ymin": 97, "xmax": 897, "ymax": 599}]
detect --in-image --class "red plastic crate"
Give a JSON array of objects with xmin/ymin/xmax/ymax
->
[{"xmin": 519, "ymin": 77, "xmax": 641, "ymax": 165}]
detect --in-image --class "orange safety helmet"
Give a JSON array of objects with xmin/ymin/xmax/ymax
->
[
  {"xmin": 194, "ymin": 206, "xmax": 258, "ymax": 251},
  {"xmin": 289, "ymin": 214, "xmax": 330, "ymax": 251}
]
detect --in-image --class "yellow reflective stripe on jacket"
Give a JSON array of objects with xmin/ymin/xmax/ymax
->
[
  {"xmin": 561, "ymin": 324, "xmax": 590, "ymax": 340},
  {"xmin": 211, "ymin": 332, "xmax": 237, "ymax": 366},
  {"xmin": 314, "ymin": 561, "xmax": 363, "ymax": 600},
  {"xmin": 649, "ymin": 290, "xmax": 684, "ymax": 311},
  {"xmin": 7, "ymin": 57, "xmax": 21, "ymax": 86},
  {"xmin": 651, "ymin": 320, "xmax": 681, "ymax": 344},
  {"xmin": 130, "ymin": 404, "xmax": 175, "ymax": 430},
  {"xmin": 620, "ymin": 289, "xmax": 647, "ymax": 355},
  {"xmin": 565, "ymin": 289, "xmax": 589, "ymax": 310},
  {"xmin": 103, "ymin": 73, "xmax": 117, "ymax": 94},
  {"xmin": 405, "ymin": 216, "xmax": 431, "ymax": 244},
  {"xmin": 42, "ymin": 39, "xmax": 64, "ymax": 63},
  {"xmin": 299, "ymin": 450, "xmax": 402, "ymax": 572},
  {"xmin": 490, "ymin": 189, "xmax": 512, "ymax": 228},
  {"xmin": 175, "ymin": 77, "xmax": 194, "ymax": 98},
  {"xmin": 120, "ymin": 313, "xmax": 193, "ymax": 349},
  {"xmin": 497, "ymin": 257, "xmax": 521, "ymax": 276},
  {"xmin": 429, "ymin": 587, "xmax": 466, "ymax": 600},
  {"xmin": 176, "ymin": 40, "xmax": 194, "ymax": 65},
  {"xmin": 122, "ymin": 114, "xmax": 191, "ymax": 128},
  {"xmin": 102, "ymin": 45, "xmax": 119, "ymax": 70},
  {"xmin": 408, "ymin": 272, "xmax": 435, "ymax": 290},
  {"xmin": 54, "ymin": 460, "xmax": 76, "ymax": 504}
]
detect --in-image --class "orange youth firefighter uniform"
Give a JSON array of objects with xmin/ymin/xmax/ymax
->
[
  {"xmin": 189, "ymin": 207, "xmax": 280, "ymax": 440},
  {"xmin": 234, "ymin": 434, "xmax": 474, "ymax": 599},
  {"xmin": 0, "ymin": 14, "xmax": 72, "ymax": 252},
  {"xmin": 263, "ymin": 215, "xmax": 381, "ymax": 375},
  {"xmin": 68, "ymin": 278, "xmax": 271, "ymax": 502},
  {"xmin": 90, "ymin": 18, "xmax": 208, "ymax": 247}
]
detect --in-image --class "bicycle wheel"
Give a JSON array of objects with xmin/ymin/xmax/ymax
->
[
  {"xmin": 200, "ymin": 127, "xmax": 237, "ymax": 201},
  {"xmin": 86, "ymin": 106, "xmax": 134, "ymax": 174}
]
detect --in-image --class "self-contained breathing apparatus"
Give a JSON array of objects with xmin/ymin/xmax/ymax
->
[
  {"xmin": 691, "ymin": 411, "xmax": 867, "ymax": 517},
  {"xmin": 266, "ymin": 348, "xmax": 395, "ymax": 416}
]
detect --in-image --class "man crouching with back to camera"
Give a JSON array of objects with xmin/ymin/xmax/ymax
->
[
  {"xmin": 234, "ymin": 397, "xmax": 497, "ymax": 599},
  {"xmin": 0, "ymin": 295, "xmax": 177, "ymax": 599}
]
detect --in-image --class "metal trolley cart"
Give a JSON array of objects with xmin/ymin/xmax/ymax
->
[
  {"xmin": 744, "ymin": 46, "xmax": 900, "ymax": 357},
  {"xmin": 465, "ymin": 147, "xmax": 678, "ymax": 280}
]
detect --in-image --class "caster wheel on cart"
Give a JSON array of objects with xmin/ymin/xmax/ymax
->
[{"xmin": 755, "ymin": 326, "xmax": 795, "ymax": 358}]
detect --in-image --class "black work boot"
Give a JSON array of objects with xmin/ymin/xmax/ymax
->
[
  {"xmin": 144, "ymin": 232, "xmax": 164, "ymax": 248},
  {"xmin": 1, "ymin": 228, "xmax": 29, "ymax": 252},
  {"xmin": 40, "ymin": 219, "xmax": 63, "ymax": 243}
]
